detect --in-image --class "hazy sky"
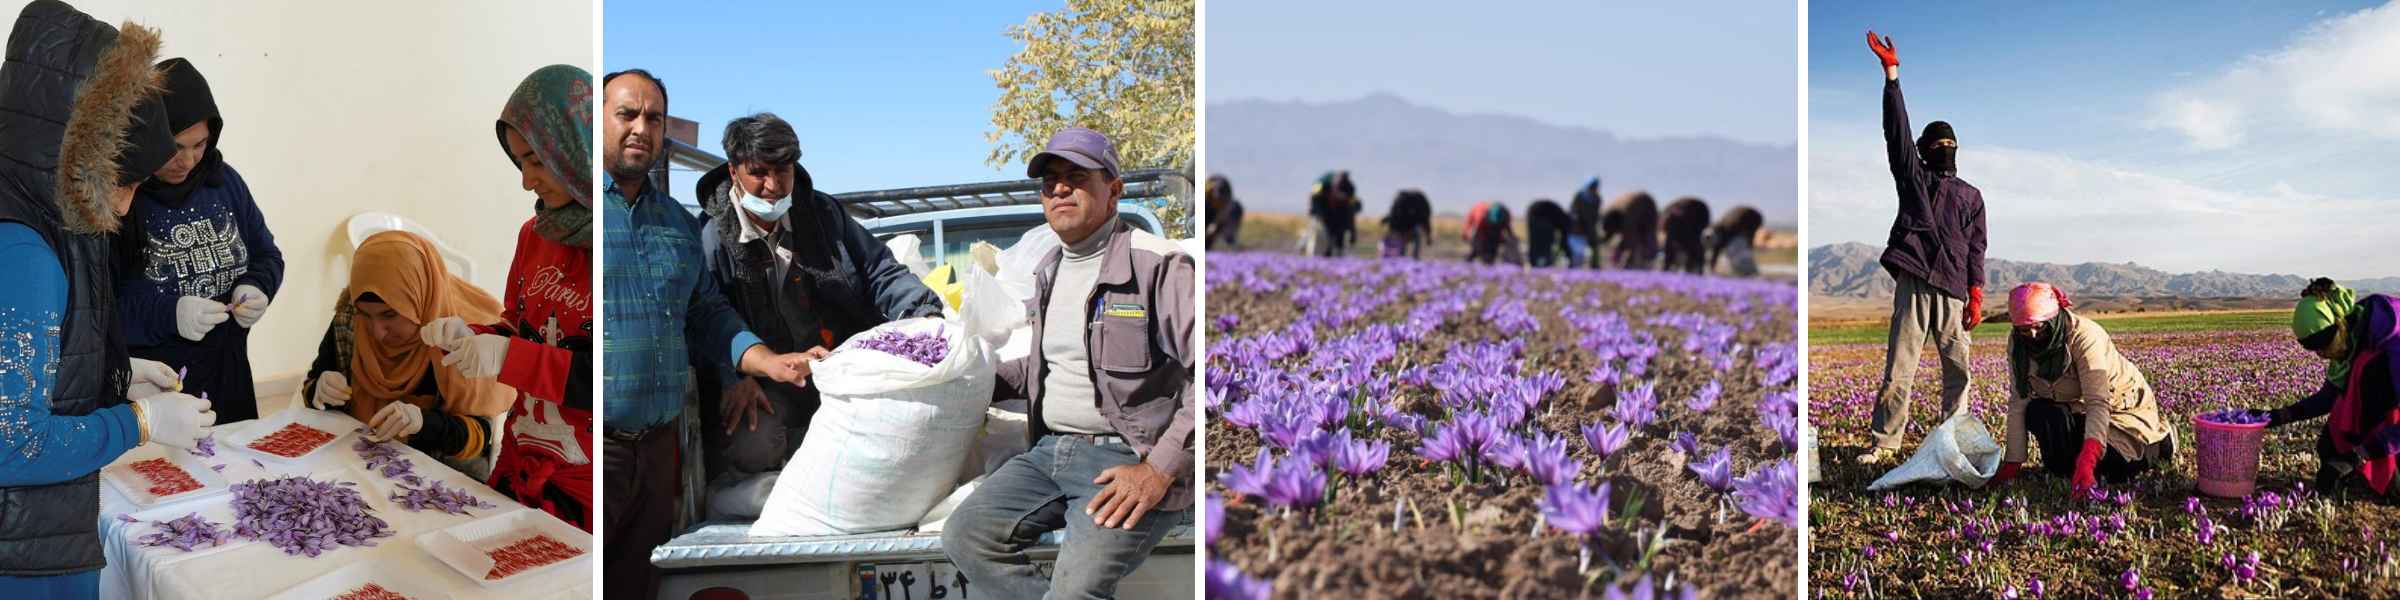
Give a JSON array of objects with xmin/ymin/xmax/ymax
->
[
  {"xmin": 1207, "ymin": 0, "xmax": 1801, "ymax": 146},
  {"xmin": 605, "ymin": 1, "xmax": 1075, "ymax": 193},
  {"xmin": 1809, "ymin": 1, "xmax": 2400, "ymax": 278}
]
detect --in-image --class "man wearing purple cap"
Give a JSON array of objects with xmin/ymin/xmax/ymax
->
[{"xmin": 943, "ymin": 127, "xmax": 1196, "ymax": 599}]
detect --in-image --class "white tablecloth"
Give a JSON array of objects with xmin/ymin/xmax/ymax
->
[{"xmin": 97, "ymin": 411, "xmax": 591, "ymax": 600}]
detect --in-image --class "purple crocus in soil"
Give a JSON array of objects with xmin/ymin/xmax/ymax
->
[
  {"xmin": 1204, "ymin": 559, "xmax": 1272, "ymax": 600},
  {"xmin": 1221, "ymin": 449, "xmax": 1278, "ymax": 498},
  {"xmin": 1543, "ymin": 481, "xmax": 1613, "ymax": 536},
  {"xmin": 1483, "ymin": 432, "xmax": 1529, "ymax": 472},
  {"xmin": 2025, "ymin": 576, "xmax": 2045, "ymax": 598},
  {"xmin": 1687, "ymin": 379, "xmax": 1721, "ymax": 413},
  {"xmin": 1734, "ymin": 459, "xmax": 1798, "ymax": 526},
  {"xmin": 1689, "ymin": 447, "xmax": 1734, "ymax": 492},
  {"xmin": 1204, "ymin": 495, "xmax": 1224, "ymax": 546},
  {"xmin": 1333, "ymin": 437, "xmax": 1392, "ymax": 478},
  {"xmin": 1419, "ymin": 423, "xmax": 1468, "ymax": 464},
  {"xmin": 1521, "ymin": 432, "xmax": 1580, "ymax": 487},
  {"xmin": 1611, "ymin": 382, "xmax": 1658, "ymax": 429},
  {"xmin": 1212, "ymin": 313, "xmax": 1239, "ymax": 333},
  {"xmin": 1582, "ymin": 420, "xmax": 1630, "ymax": 458},
  {"xmin": 2119, "ymin": 567, "xmax": 2140, "ymax": 591},
  {"xmin": 1260, "ymin": 460, "xmax": 1326, "ymax": 510},
  {"xmin": 1671, "ymin": 430, "xmax": 1699, "ymax": 456}
]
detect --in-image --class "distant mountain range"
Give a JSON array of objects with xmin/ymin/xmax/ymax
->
[
  {"xmin": 1206, "ymin": 94, "xmax": 1796, "ymax": 225},
  {"xmin": 1811, "ymin": 242, "xmax": 2400, "ymax": 299}
]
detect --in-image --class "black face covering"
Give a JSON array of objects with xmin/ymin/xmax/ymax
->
[{"xmin": 1918, "ymin": 120, "xmax": 1957, "ymax": 176}]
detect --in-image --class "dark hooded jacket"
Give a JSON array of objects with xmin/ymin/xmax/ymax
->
[
  {"xmin": 119, "ymin": 57, "xmax": 285, "ymax": 423},
  {"xmin": 1707, "ymin": 205, "xmax": 1764, "ymax": 265},
  {"xmin": 1602, "ymin": 191, "xmax": 1659, "ymax": 269},
  {"xmin": 0, "ymin": 0, "xmax": 166, "ymax": 575},
  {"xmin": 1880, "ymin": 79, "xmax": 1987, "ymax": 300},
  {"xmin": 694, "ymin": 161, "xmax": 942, "ymax": 458}
]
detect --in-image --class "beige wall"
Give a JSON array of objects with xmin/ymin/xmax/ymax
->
[{"xmin": 55, "ymin": 0, "xmax": 595, "ymax": 383}]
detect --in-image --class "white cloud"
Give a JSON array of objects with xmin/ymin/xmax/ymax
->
[
  {"xmin": 2149, "ymin": 3, "xmax": 2400, "ymax": 148},
  {"xmin": 1810, "ymin": 126, "xmax": 2397, "ymax": 278}
]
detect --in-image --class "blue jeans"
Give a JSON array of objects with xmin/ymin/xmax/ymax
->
[{"xmin": 942, "ymin": 435, "xmax": 1182, "ymax": 600}]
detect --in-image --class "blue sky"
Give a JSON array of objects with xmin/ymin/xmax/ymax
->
[
  {"xmin": 1207, "ymin": 0, "xmax": 1800, "ymax": 146},
  {"xmin": 603, "ymin": 1, "xmax": 1070, "ymax": 193},
  {"xmin": 1809, "ymin": 1, "xmax": 2400, "ymax": 278}
]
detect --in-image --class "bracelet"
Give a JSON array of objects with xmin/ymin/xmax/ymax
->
[{"xmin": 129, "ymin": 401, "xmax": 151, "ymax": 445}]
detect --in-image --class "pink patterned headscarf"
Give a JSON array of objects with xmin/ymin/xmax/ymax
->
[{"xmin": 2010, "ymin": 282, "xmax": 2073, "ymax": 326}]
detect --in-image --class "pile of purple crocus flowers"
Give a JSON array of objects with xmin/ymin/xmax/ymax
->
[
  {"xmin": 853, "ymin": 329, "xmax": 949, "ymax": 367},
  {"xmin": 227, "ymin": 476, "xmax": 395, "ymax": 557},
  {"xmin": 136, "ymin": 512, "xmax": 231, "ymax": 552}
]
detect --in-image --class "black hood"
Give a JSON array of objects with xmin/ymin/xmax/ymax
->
[
  {"xmin": 0, "ymin": 0, "xmax": 167, "ymax": 239},
  {"xmin": 138, "ymin": 57, "xmax": 226, "ymax": 204}
]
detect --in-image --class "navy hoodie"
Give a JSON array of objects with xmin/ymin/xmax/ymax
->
[{"xmin": 118, "ymin": 161, "xmax": 283, "ymax": 422}]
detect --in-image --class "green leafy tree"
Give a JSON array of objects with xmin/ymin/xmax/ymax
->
[{"xmin": 987, "ymin": 0, "xmax": 1195, "ymax": 238}]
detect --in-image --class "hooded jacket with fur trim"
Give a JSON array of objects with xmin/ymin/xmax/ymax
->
[{"xmin": 0, "ymin": 0, "xmax": 167, "ymax": 575}]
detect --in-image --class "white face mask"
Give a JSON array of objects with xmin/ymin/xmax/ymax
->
[{"xmin": 735, "ymin": 181, "xmax": 791, "ymax": 222}]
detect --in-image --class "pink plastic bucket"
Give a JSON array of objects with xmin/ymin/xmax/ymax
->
[{"xmin": 2194, "ymin": 415, "xmax": 2268, "ymax": 498}]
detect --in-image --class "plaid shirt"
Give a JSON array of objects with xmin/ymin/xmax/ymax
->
[{"xmin": 602, "ymin": 175, "xmax": 760, "ymax": 432}]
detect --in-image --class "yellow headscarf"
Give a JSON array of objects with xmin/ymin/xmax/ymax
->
[{"xmin": 344, "ymin": 231, "xmax": 514, "ymax": 419}]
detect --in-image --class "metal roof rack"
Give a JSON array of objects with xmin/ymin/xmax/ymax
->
[
  {"xmin": 834, "ymin": 168, "xmax": 1189, "ymax": 220},
  {"xmin": 662, "ymin": 139, "xmax": 1190, "ymax": 220}
]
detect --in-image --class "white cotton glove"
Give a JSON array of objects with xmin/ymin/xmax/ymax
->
[
  {"xmin": 441, "ymin": 334, "xmax": 511, "ymax": 379},
  {"xmin": 174, "ymin": 296, "xmax": 229, "ymax": 341},
  {"xmin": 366, "ymin": 401, "xmax": 424, "ymax": 442},
  {"xmin": 311, "ymin": 371, "xmax": 351, "ymax": 409},
  {"xmin": 126, "ymin": 358, "xmax": 181, "ymax": 401},
  {"xmin": 418, "ymin": 316, "xmax": 476, "ymax": 350},
  {"xmin": 134, "ymin": 392, "xmax": 216, "ymax": 449},
  {"xmin": 229, "ymin": 284, "xmax": 270, "ymax": 329}
]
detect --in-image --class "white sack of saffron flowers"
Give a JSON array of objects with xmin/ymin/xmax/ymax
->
[{"xmin": 755, "ymin": 268, "xmax": 1016, "ymax": 536}]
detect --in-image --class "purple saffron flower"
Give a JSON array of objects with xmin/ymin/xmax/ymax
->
[
  {"xmin": 1542, "ymin": 482, "xmax": 1613, "ymax": 536},
  {"xmin": 1521, "ymin": 432, "xmax": 1580, "ymax": 486},
  {"xmin": 1204, "ymin": 560, "xmax": 1273, "ymax": 600},
  {"xmin": 1261, "ymin": 461, "xmax": 1326, "ymax": 510},
  {"xmin": 1689, "ymin": 447, "xmax": 1734, "ymax": 492},
  {"xmin": 1582, "ymin": 421, "xmax": 1630, "ymax": 458},
  {"xmin": 2120, "ymin": 567, "xmax": 2140, "ymax": 591},
  {"xmin": 1483, "ymin": 432, "xmax": 1529, "ymax": 471},
  {"xmin": 1687, "ymin": 379, "xmax": 1721, "ymax": 413},
  {"xmin": 1419, "ymin": 423, "xmax": 1467, "ymax": 464},
  {"xmin": 1221, "ymin": 449, "xmax": 1277, "ymax": 498},
  {"xmin": 1611, "ymin": 382, "xmax": 1658, "ymax": 429},
  {"xmin": 852, "ymin": 329, "xmax": 949, "ymax": 366},
  {"xmin": 1204, "ymin": 495, "xmax": 1224, "ymax": 546},
  {"xmin": 1333, "ymin": 438, "xmax": 1392, "ymax": 478},
  {"xmin": 1671, "ymin": 430, "xmax": 1699, "ymax": 456},
  {"xmin": 1734, "ymin": 459, "xmax": 1797, "ymax": 526}
]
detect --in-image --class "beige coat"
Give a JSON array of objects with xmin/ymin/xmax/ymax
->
[{"xmin": 2005, "ymin": 313, "xmax": 2173, "ymax": 463}]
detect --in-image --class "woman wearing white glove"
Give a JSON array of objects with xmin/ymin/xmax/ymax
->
[
  {"xmin": 119, "ymin": 58, "xmax": 284, "ymax": 427},
  {"xmin": 130, "ymin": 392, "xmax": 217, "ymax": 450},
  {"xmin": 303, "ymin": 232, "xmax": 511, "ymax": 470},
  {"xmin": 125, "ymin": 357, "xmax": 183, "ymax": 401},
  {"xmin": 418, "ymin": 316, "xmax": 510, "ymax": 379}
]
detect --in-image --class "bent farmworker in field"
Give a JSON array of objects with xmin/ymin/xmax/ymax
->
[
  {"xmin": 1308, "ymin": 170, "xmax": 1361, "ymax": 257},
  {"xmin": 1984, "ymin": 283, "xmax": 2175, "ymax": 496},
  {"xmin": 1524, "ymin": 199, "xmax": 1572, "ymax": 268},
  {"xmin": 2251, "ymin": 279, "xmax": 2400, "ymax": 494},
  {"xmin": 1659, "ymin": 196, "xmax": 1711, "ymax": 274},
  {"xmin": 1570, "ymin": 177, "xmax": 1604, "ymax": 268},
  {"xmin": 691, "ymin": 112, "xmax": 942, "ymax": 482},
  {"xmin": 1466, "ymin": 201, "xmax": 1523, "ymax": 266},
  {"xmin": 1601, "ymin": 191, "xmax": 1659, "ymax": 270},
  {"xmin": 1382, "ymin": 188, "xmax": 1432, "ymax": 259},
  {"xmin": 1205, "ymin": 174, "xmax": 1244, "ymax": 250},
  {"xmin": 944, "ymin": 127, "xmax": 1196, "ymax": 599},
  {"xmin": 1707, "ymin": 205, "xmax": 1764, "ymax": 277},
  {"xmin": 1856, "ymin": 30, "xmax": 1989, "ymax": 466}
]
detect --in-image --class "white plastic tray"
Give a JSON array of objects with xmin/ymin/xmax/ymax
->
[
  {"xmin": 416, "ymin": 509, "xmax": 592, "ymax": 587},
  {"xmin": 103, "ymin": 443, "xmax": 230, "ymax": 508},
  {"xmin": 224, "ymin": 408, "xmax": 356, "ymax": 464},
  {"xmin": 265, "ymin": 559, "xmax": 454, "ymax": 600}
]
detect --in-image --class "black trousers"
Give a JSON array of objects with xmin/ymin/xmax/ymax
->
[{"xmin": 2022, "ymin": 398, "xmax": 2169, "ymax": 483}]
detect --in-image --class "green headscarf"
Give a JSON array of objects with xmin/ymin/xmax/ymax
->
[
  {"xmin": 2011, "ymin": 309, "xmax": 2073, "ymax": 394},
  {"xmin": 496, "ymin": 64, "xmax": 594, "ymax": 247},
  {"xmin": 2295, "ymin": 280, "xmax": 2357, "ymax": 385}
]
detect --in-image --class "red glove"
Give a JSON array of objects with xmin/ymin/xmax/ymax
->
[
  {"xmin": 1987, "ymin": 462, "xmax": 2022, "ymax": 488},
  {"xmin": 1963, "ymin": 286, "xmax": 1985, "ymax": 331},
  {"xmin": 1867, "ymin": 31, "xmax": 1899, "ymax": 68},
  {"xmin": 2071, "ymin": 439, "xmax": 2103, "ymax": 494}
]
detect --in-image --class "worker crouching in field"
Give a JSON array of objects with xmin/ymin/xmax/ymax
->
[
  {"xmin": 1985, "ymin": 283, "xmax": 2176, "ymax": 496},
  {"xmin": 2252, "ymin": 279, "xmax": 2400, "ymax": 495}
]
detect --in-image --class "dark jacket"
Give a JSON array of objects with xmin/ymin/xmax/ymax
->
[
  {"xmin": 1524, "ymin": 199, "xmax": 1571, "ymax": 264},
  {"xmin": 121, "ymin": 163, "xmax": 284, "ymax": 423},
  {"xmin": 694, "ymin": 162, "xmax": 942, "ymax": 445},
  {"xmin": 1708, "ymin": 205, "xmax": 1764, "ymax": 263},
  {"xmin": 1880, "ymin": 79, "xmax": 1987, "ymax": 300},
  {"xmin": 995, "ymin": 220, "xmax": 1197, "ymax": 511},
  {"xmin": 0, "ymin": 0, "xmax": 162, "ymax": 575}
]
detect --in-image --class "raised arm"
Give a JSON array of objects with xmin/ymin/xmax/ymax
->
[{"xmin": 1873, "ymin": 31, "xmax": 1933, "ymax": 226}]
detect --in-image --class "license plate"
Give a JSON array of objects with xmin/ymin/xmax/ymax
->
[{"xmin": 861, "ymin": 560, "xmax": 1049, "ymax": 600}]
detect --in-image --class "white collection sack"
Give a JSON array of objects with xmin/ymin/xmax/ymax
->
[
  {"xmin": 1868, "ymin": 411, "xmax": 2005, "ymax": 490},
  {"xmin": 753, "ymin": 269, "xmax": 1019, "ymax": 536}
]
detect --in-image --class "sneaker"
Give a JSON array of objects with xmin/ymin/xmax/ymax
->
[{"xmin": 1855, "ymin": 447, "xmax": 1897, "ymax": 465}]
